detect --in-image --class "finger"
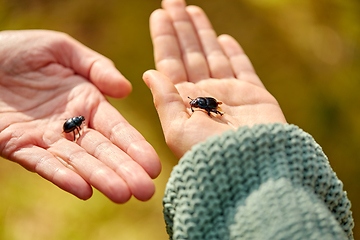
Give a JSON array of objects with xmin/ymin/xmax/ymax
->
[
  {"xmin": 162, "ymin": 0, "xmax": 210, "ymax": 82},
  {"xmin": 150, "ymin": 9, "xmax": 187, "ymax": 84},
  {"xmin": 218, "ymin": 34, "xmax": 265, "ymax": 88},
  {"xmin": 52, "ymin": 31, "xmax": 132, "ymax": 98},
  {"xmin": 143, "ymin": 70, "xmax": 188, "ymax": 132},
  {"xmin": 78, "ymin": 129, "xmax": 155, "ymax": 201},
  {"xmin": 49, "ymin": 139, "xmax": 132, "ymax": 203},
  {"xmin": 87, "ymin": 57, "xmax": 132, "ymax": 98},
  {"xmin": 10, "ymin": 145, "xmax": 93, "ymax": 200},
  {"xmin": 90, "ymin": 101, "xmax": 161, "ymax": 180},
  {"xmin": 186, "ymin": 6, "xmax": 234, "ymax": 79}
]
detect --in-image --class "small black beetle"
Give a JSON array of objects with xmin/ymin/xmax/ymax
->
[
  {"xmin": 63, "ymin": 116, "xmax": 85, "ymax": 141},
  {"xmin": 188, "ymin": 97, "xmax": 223, "ymax": 116}
]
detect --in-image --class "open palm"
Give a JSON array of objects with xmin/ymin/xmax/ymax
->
[
  {"xmin": 144, "ymin": 0, "xmax": 286, "ymax": 158},
  {"xmin": 0, "ymin": 30, "xmax": 161, "ymax": 203}
]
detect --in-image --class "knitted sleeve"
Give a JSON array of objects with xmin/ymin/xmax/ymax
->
[{"xmin": 163, "ymin": 123, "xmax": 354, "ymax": 240}]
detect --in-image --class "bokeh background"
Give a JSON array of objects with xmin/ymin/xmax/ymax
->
[{"xmin": 0, "ymin": 0, "xmax": 359, "ymax": 239}]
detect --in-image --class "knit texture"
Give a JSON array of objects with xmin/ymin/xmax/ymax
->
[{"xmin": 163, "ymin": 123, "xmax": 354, "ymax": 240}]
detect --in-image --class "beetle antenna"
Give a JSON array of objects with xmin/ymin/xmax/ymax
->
[{"xmin": 188, "ymin": 96, "xmax": 193, "ymax": 100}]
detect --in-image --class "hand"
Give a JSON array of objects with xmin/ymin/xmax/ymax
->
[
  {"xmin": 0, "ymin": 30, "xmax": 161, "ymax": 203},
  {"xmin": 143, "ymin": 0, "xmax": 286, "ymax": 158}
]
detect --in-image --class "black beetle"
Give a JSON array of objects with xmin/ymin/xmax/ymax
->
[
  {"xmin": 188, "ymin": 97, "xmax": 223, "ymax": 116},
  {"xmin": 63, "ymin": 116, "xmax": 85, "ymax": 141}
]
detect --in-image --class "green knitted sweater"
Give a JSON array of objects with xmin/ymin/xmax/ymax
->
[{"xmin": 163, "ymin": 123, "xmax": 354, "ymax": 240}]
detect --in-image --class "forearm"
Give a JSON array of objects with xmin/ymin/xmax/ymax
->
[{"xmin": 163, "ymin": 123, "xmax": 354, "ymax": 240}]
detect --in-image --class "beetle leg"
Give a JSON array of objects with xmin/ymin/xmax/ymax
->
[
  {"xmin": 207, "ymin": 109, "xmax": 211, "ymax": 116},
  {"xmin": 77, "ymin": 126, "xmax": 82, "ymax": 138},
  {"xmin": 73, "ymin": 126, "xmax": 81, "ymax": 141},
  {"xmin": 72, "ymin": 130, "xmax": 76, "ymax": 141},
  {"xmin": 211, "ymin": 109, "xmax": 224, "ymax": 116},
  {"xmin": 191, "ymin": 106, "xmax": 194, "ymax": 112}
]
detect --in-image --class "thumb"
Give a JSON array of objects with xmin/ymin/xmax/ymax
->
[
  {"xmin": 88, "ymin": 59, "xmax": 132, "ymax": 98},
  {"xmin": 143, "ymin": 70, "xmax": 187, "ymax": 130},
  {"xmin": 56, "ymin": 32, "xmax": 132, "ymax": 98}
]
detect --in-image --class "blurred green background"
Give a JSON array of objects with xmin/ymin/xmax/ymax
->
[{"xmin": 0, "ymin": 0, "xmax": 359, "ymax": 239}]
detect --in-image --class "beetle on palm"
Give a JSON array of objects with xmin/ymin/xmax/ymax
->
[
  {"xmin": 188, "ymin": 97, "xmax": 224, "ymax": 116},
  {"xmin": 63, "ymin": 116, "xmax": 85, "ymax": 141}
]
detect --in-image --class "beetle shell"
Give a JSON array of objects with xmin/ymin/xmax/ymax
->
[
  {"xmin": 63, "ymin": 116, "xmax": 85, "ymax": 141},
  {"xmin": 188, "ymin": 97, "xmax": 223, "ymax": 116}
]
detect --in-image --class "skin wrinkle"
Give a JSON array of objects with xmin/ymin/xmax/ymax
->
[
  {"xmin": 156, "ymin": 58, "xmax": 183, "ymax": 70},
  {"xmin": 67, "ymin": 85, "xmax": 102, "ymax": 119},
  {"xmin": 64, "ymin": 89, "xmax": 78, "ymax": 106},
  {"xmin": 150, "ymin": 10, "xmax": 178, "ymax": 38},
  {"xmin": 93, "ymin": 140, "xmax": 114, "ymax": 161},
  {"xmin": 236, "ymin": 70, "xmax": 261, "ymax": 83},
  {"xmin": 234, "ymin": 58, "xmax": 256, "ymax": 74},
  {"xmin": 114, "ymin": 160, "xmax": 136, "ymax": 179},
  {"xmin": 197, "ymin": 28, "xmax": 217, "ymax": 42},
  {"xmin": 66, "ymin": 148, "xmax": 87, "ymax": 171},
  {"xmin": 181, "ymin": 39, "xmax": 204, "ymax": 56},
  {"xmin": 34, "ymin": 153, "xmax": 57, "ymax": 176},
  {"xmin": 87, "ymin": 58, "xmax": 103, "ymax": 83},
  {"xmin": 0, "ymin": 86, "xmax": 36, "ymax": 106},
  {"xmin": 173, "ymin": 22, "xmax": 203, "ymax": 52},
  {"xmin": 154, "ymin": 91, "xmax": 182, "ymax": 111},
  {"xmin": 165, "ymin": 119, "xmax": 186, "ymax": 153},
  {"xmin": 0, "ymin": 126, "xmax": 28, "ymax": 159},
  {"xmin": 154, "ymin": 90, "xmax": 189, "ymax": 130},
  {"xmin": 0, "ymin": 111, "xmax": 34, "ymax": 126},
  {"xmin": 88, "ymin": 97, "xmax": 101, "ymax": 130},
  {"xmin": 182, "ymin": 54, "xmax": 209, "ymax": 81},
  {"xmin": 156, "ymin": 57, "xmax": 183, "ymax": 71},
  {"xmin": 53, "ymin": 33, "xmax": 106, "ymax": 86},
  {"xmin": 87, "ymin": 167, "xmax": 128, "ymax": 203},
  {"xmin": 55, "ymin": 155, "xmax": 76, "ymax": 171},
  {"xmin": 108, "ymin": 121, "xmax": 141, "ymax": 154},
  {"xmin": 218, "ymin": 39, "xmax": 256, "ymax": 76},
  {"xmin": 49, "ymin": 166, "xmax": 64, "ymax": 185},
  {"xmin": 126, "ymin": 138, "xmax": 146, "ymax": 157},
  {"xmin": 229, "ymin": 53, "xmax": 250, "ymax": 66},
  {"xmin": 49, "ymin": 33, "xmax": 74, "ymax": 70},
  {"xmin": 1, "ymin": 80, "xmax": 72, "ymax": 117},
  {"xmin": 152, "ymin": 33, "xmax": 178, "ymax": 42},
  {"xmin": 152, "ymin": 32, "xmax": 177, "ymax": 42},
  {"xmin": 156, "ymin": 63, "xmax": 187, "ymax": 84},
  {"xmin": 49, "ymin": 166, "xmax": 87, "ymax": 199},
  {"xmin": 236, "ymin": 69, "xmax": 257, "ymax": 79},
  {"xmin": 18, "ymin": 50, "xmax": 54, "ymax": 75},
  {"xmin": 153, "ymin": 36, "xmax": 181, "ymax": 62},
  {"xmin": 107, "ymin": 120, "xmax": 123, "ymax": 145},
  {"xmin": 24, "ymin": 94, "xmax": 67, "ymax": 117},
  {"xmin": 87, "ymin": 167, "xmax": 108, "ymax": 185},
  {"xmin": 229, "ymin": 54, "xmax": 256, "ymax": 76},
  {"xmin": 206, "ymin": 49, "xmax": 228, "ymax": 59},
  {"xmin": 113, "ymin": 160, "xmax": 131, "ymax": 179}
]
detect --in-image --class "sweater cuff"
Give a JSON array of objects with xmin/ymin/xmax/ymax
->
[{"xmin": 163, "ymin": 123, "xmax": 353, "ymax": 239}]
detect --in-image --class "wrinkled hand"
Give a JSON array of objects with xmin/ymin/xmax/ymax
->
[
  {"xmin": 144, "ymin": 0, "xmax": 286, "ymax": 158},
  {"xmin": 0, "ymin": 30, "xmax": 161, "ymax": 203}
]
